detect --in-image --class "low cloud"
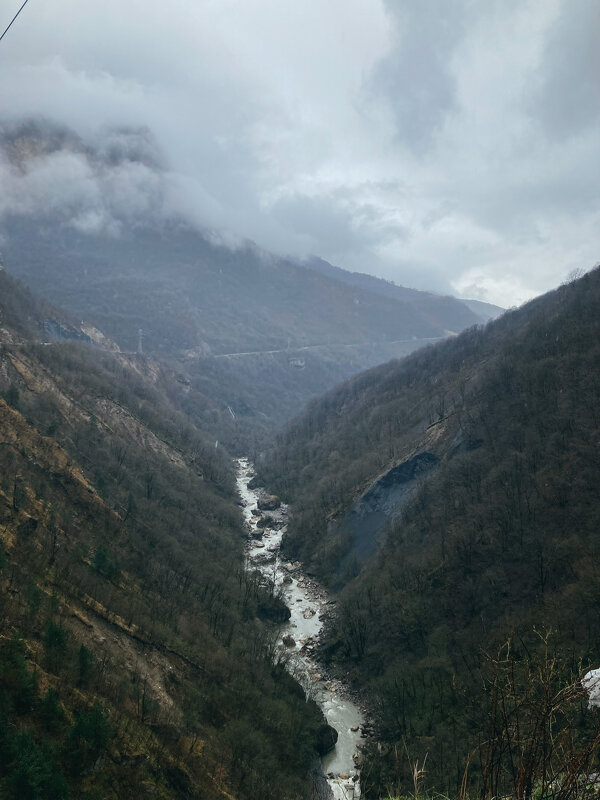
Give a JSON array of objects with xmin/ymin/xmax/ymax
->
[
  {"xmin": 0, "ymin": 121, "xmax": 168, "ymax": 235},
  {"xmin": 0, "ymin": 0, "xmax": 597, "ymax": 305},
  {"xmin": 366, "ymin": 0, "xmax": 467, "ymax": 153},
  {"xmin": 528, "ymin": 0, "xmax": 600, "ymax": 141}
]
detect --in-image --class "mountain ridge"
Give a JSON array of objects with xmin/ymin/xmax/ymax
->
[{"xmin": 257, "ymin": 265, "xmax": 600, "ymax": 796}]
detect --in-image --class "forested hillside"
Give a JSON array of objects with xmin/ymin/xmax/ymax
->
[
  {"xmin": 259, "ymin": 266, "xmax": 600, "ymax": 797},
  {"xmin": 0, "ymin": 270, "xmax": 326, "ymax": 799},
  {"xmin": 300, "ymin": 256, "xmax": 503, "ymax": 329}
]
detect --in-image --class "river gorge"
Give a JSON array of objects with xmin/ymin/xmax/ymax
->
[{"xmin": 236, "ymin": 458, "xmax": 365, "ymax": 800}]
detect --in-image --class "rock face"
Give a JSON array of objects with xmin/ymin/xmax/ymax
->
[
  {"xmin": 333, "ymin": 451, "xmax": 440, "ymax": 568},
  {"xmin": 257, "ymin": 494, "xmax": 280, "ymax": 511},
  {"xmin": 316, "ymin": 723, "xmax": 339, "ymax": 756}
]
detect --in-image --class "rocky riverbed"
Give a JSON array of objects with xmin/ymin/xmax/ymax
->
[{"xmin": 236, "ymin": 458, "xmax": 365, "ymax": 800}]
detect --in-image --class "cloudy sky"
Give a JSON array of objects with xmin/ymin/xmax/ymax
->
[{"xmin": 0, "ymin": 0, "xmax": 598, "ymax": 306}]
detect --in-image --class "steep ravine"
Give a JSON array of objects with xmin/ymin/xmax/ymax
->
[{"xmin": 236, "ymin": 459, "xmax": 365, "ymax": 800}]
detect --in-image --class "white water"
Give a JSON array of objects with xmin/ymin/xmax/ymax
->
[{"xmin": 236, "ymin": 458, "xmax": 364, "ymax": 800}]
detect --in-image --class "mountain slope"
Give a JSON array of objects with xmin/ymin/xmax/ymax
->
[
  {"xmin": 0, "ymin": 270, "xmax": 325, "ymax": 800},
  {"xmin": 0, "ymin": 118, "xmax": 485, "ymax": 450},
  {"xmin": 460, "ymin": 296, "xmax": 504, "ymax": 321},
  {"xmin": 259, "ymin": 266, "xmax": 600, "ymax": 796},
  {"xmin": 302, "ymin": 256, "xmax": 490, "ymax": 332}
]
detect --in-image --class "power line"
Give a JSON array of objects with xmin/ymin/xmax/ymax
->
[{"xmin": 0, "ymin": 0, "xmax": 31, "ymax": 45}]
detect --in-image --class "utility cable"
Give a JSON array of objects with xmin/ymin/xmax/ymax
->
[{"xmin": 0, "ymin": 0, "xmax": 31, "ymax": 45}]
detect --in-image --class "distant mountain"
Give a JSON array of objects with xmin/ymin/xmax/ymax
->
[
  {"xmin": 2, "ymin": 215, "xmax": 462, "ymax": 354},
  {"xmin": 460, "ymin": 296, "xmax": 505, "ymax": 320},
  {"xmin": 0, "ymin": 118, "xmax": 487, "ymax": 449},
  {"xmin": 258, "ymin": 266, "xmax": 600, "ymax": 796},
  {"xmin": 301, "ymin": 255, "xmax": 487, "ymax": 332}
]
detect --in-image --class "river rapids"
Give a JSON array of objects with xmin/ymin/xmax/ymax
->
[{"xmin": 236, "ymin": 458, "xmax": 364, "ymax": 800}]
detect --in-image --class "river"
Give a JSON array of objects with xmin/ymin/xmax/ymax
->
[{"xmin": 236, "ymin": 458, "xmax": 364, "ymax": 800}]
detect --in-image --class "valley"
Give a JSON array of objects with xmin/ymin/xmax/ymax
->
[
  {"xmin": 0, "ymin": 108, "xmax": 597, "ymax": 800},
  {"xmin": 0, "ymin": 0, "xmax": 597, "ymax": 795},
  {"xmin": 0, "ymin": 120, "xmax": 489, "ymax": 453},
  {"xmin": 2, "ymin": 228, "xmax": 599, "ymax": 800}
]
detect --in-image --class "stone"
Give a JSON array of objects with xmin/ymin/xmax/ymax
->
[
  {"xmin": 282, "ymin": 635, "xmax": 296, "ymax": 648},
  {"xmin": 583, "ymin": 669, "xmax": 600, "ymax": 708},
  {"xmin": 316, "ymin": 723, "xmax": 338, "ymax": 756},
  {"xmin": 257, "ymin": 494, "xmax": 280, "ymax": 511}
]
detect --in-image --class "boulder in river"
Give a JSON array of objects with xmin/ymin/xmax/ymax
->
[
  {"xmin": 303, "ymin": 608, "xmax": 316, "ymax": 619},
  {"xmin": 255, "ymin": 553, "xmax": 276, "ymax": 565},
  {"xmin": 257, "ymin": 596, "xmax": 290, "ymax": 623},
  {"xmin": 258, "ymin": 494, "xmax": 280, "ymax": 511},
  {"xmin": 316, "ymin": 723, "xmax": 338, "ymax": 756},
  {"xmin": 282, "ymin": 635, "xmax": 296, "ymax": 648}
]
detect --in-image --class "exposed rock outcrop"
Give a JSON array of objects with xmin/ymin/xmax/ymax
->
[{"xmin": 258, "ymin": 494, "xmax": 280, "ymax": 511}]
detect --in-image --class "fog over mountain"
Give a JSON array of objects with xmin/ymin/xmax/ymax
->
[
  {"xmin": 0, "ymin": 0, "xmax": 598, "ymax": 306},
  {"xmin": 0, "ymin": 121, "xmax": 170, "ymax": 235}
]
